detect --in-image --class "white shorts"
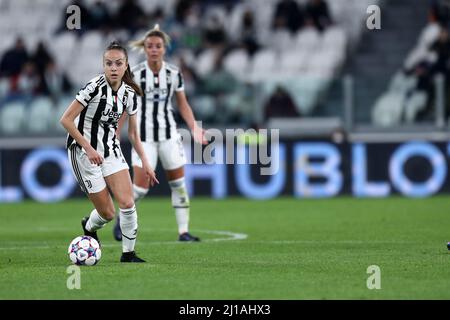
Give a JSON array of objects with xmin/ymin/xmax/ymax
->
[
  {"xmin": 68, "ymin": 145, "xmax": 129, "ymax": 194},
  {"xmin": 131, "ymin": 135, "xmax": 186, "ymax": 171}
]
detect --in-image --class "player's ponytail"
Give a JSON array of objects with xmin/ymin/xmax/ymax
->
[
  {"xmin": 104, "ymin": 41, "xmax": 143, "ymax": 96},
  {"xmin": 123, "ymin": 63, "xmax": 143, "ymax": 96},
  {"xmin": 129, "ymin": 24, "xmax": 171, "ymax": 50}
]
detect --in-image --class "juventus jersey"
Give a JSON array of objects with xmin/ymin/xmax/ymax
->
[
  {"xmin": 132, "ymin": 61, "xmax": 184, "ymax": 142},
  {"xmin": 66, "ymin": 74, "xmax": 138, "ymax": 157}
]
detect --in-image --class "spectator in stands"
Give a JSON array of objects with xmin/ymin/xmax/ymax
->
[
  {"xmin": 239, "ymin": 10, "xmax": 261, "ymax": 56},
  {"xmin": 151, "ymin": 7, "xmax": 169, "ymax": 29},
  {"xmin": 263, "ymin": 86, "xmax": 300, "ymax": 121},
  {"xmin": 179, "ymin": 56, "xmax": 199, "ymax": 97},
  {"xmin": 305, "ymin": 0, "xmax": 332, "ymax": 32},
  {"xmin": 203, "ymin": 12, "xmax": 227, "ymax": 48},
  {"xmin": 406, "ymin": 61, "xmax": 434, "ymax": 121},
  {"xmin": 175, "ymin": 0, "xmax": 197, "ymax": 25},
  {"xmin": 41, "ymin": 60, "xmax": 73, "ymax": 103},
  {"xmin": 31, "ymin": 41, "xmax": 54, "ymax": 78},
  {"xmin": 272, "ymin": 0, "xmax": 305, "ymax": 33},
  {"xmin": 89, "ymin": 0, "xmax": 111, "ymax": 31},
  {"xmin": 4, "ymin": 61, "xmax": 41, "ymax": 105},
  {"xmin": 430, "ymin": 28, "xmax": 450, "ymax": 76},
  {"xmin": 429, "ymin": 0, "xmax": 450, "ymax": 27},
  {"xmin": 198, "ymin": 0, "xmax": 240, "ymax": 13},
  {"xmin": 201, "ymin": 53, "xmax": 238, "ymax": 96},
  {"xmin": 172, "ymin": 2, "xmax": 203, "ymax": 53},
  {"xmin": 0, "ymin": 37, "xmax": 29, "ymax": 77},
  {"xmin": 198, "ymin": 53, "xmax": 243, "ymax": 123},
  {"xmin": 115, "ymin": 0, "xmax": 148, "ymax": 35}
]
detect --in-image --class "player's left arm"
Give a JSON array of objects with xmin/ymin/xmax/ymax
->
[
  {"xmin": 175, "ymin": 91, "xmax": 208, "ymax": 145},
  {"xmin": 116, "ymin": 113, "xmax": 128, "ymax": 141}
]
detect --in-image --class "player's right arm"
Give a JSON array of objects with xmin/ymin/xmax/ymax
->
[{"xmin": 60, "ymin": 99, "xmax": 104, "ymax": 165}]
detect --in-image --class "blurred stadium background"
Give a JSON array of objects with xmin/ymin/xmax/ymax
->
[
  {"xmin": 4, "ymin": 0, "xmax": 450, "ymax": 301},
  {"xmin": 0, "ymin": 0, "xmax": 449, "ymax": 201}
]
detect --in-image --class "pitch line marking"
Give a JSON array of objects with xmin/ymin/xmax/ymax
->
[{"xmin": 0, "ymin": 229, "xmax": 248, "ymax": 250}]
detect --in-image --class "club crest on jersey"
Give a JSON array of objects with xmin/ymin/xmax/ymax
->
[
  {"xmin": 122, "ymin": 95, "xmax": 128, "ymax": 106},
  {"xmin": 86, "ymin": 84, "xmax": 96, "ymax": 93}
]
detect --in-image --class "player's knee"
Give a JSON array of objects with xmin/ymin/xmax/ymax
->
[{"xmin": 118, "ymin": 198, "xmax": 135, "ymax": 210}]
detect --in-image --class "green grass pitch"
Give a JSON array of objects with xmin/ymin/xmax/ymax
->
[{"xmin": 1, "ymin": 196, "xmax": 450, "ymax": 299}]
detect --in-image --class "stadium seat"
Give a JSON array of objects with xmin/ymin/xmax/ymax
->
[
  {"xmin": 191, "ymin": 95, "xmax": 216, "ymax": 120},
  {"xmin": 227, "ymin": 3, "xmax": 248, "ymax": 41},
  {"xmin": 249, "ymin": 49, "xmax": 278, "ymax": 82},
  {"xmin": 321, "ymin": 26, "xmax": 348, "ymax": 53},
  {"xmin": 295, "ymin": 76, "xmax": 332, "ymax": 115},
  {"xmin": 204, "ymin": 5, "xmax": 228, "ymax": 28},
  {"xmin": 251, "ymin": 0, "xmax": 276, "ymax": 33},
  {"xmin": 269, "ymin": 29, "xmax": 293, "ymax": 51},
  {"xmin": 54, "ymin": 96, "xmax": 74, "ymax": 133},
  {"xmin": 137, "ymin": 0, "xmax": 163, "ymax": 14},
  {"xmin": 0, "ymin": 101, "xmax": 27, "ymax": 134},
  {"xmin": 49, "ymin": 32, "xmax": 78, "ymax": 67},
  {"xmin": 372, "ymin": 93, "xmax": 405, "ymax": 127},
  {"xmin": 388, "ymin": 71, "xmax": 418, "ymax": 94},
  {"xmin": 295, "ymin": 27, "xmax": 320, "ymax": 52},
  {"xmin": 27, "ymin": 97, "xmax": 54, "ymax": 133},
  {"xmin": 80, "ymin": 31, "xmax": 105, "ymax": 52},
  {"xmin": 223, "ymin": 49, "xmax": 249, "ymax": 82},
  {"xmin": 306, "ymin": 50, "xmax": 340, "ymax": 78},
  {"xmin": 279, "ymin": 51, "xmax": 309, "ymax": 76},
  {"xmin": 196, "ymin": 49, "xmax": 217, "ymax": 77},
  {"xmin": 404, "ymin": 91, "xmax": 428, "ymax": 124}
]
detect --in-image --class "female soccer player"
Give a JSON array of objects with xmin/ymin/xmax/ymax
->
[
  {"xmin": 113, "ymin": 25, "xmax": 208, "ymax": 242},
  {"xmin": 60, "ymin": 41, "xmax": 159, "ymax": 262}
]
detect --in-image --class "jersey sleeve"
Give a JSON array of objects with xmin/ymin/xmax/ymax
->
[
  {"xmin": 75, "ymin": 79, "xmax": 98, "ymax": 108},
  {"xmin": 126, "ymin": 90, "xmax": 139, "ymax": 116},
  {"xmin": 175, "ymin": 70, "xmax": 185, "ymax": 92}
]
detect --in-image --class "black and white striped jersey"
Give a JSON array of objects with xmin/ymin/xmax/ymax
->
[
  {"xmin": 132, "ymin": 61, "xmax": 184, "ymax": 142},
  {"xmin": 66, "ymin": 74, "xmax": 138, "ymax": 157}
]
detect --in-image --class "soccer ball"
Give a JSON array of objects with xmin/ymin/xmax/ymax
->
[{"xmin": 68, "ymin": 236, "xmax": 101, "ymax": 266}]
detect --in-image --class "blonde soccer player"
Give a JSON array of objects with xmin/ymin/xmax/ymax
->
[{"xmin": 113, "ymin": 25, "xmax": 208, "ymax": 242}]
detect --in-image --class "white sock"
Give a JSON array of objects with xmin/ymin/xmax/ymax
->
[
  {"xmin": 168, "ymin": 177, "xmax": 190, "ymax": 235},
  {"xmin": 133, "ymin": 184, "xmax": 148, "ymax": 203},
  {"xmin": 175, "ymin": 208, "xmax": 189, "ymax": 235},
  {"xmin": 86, "ymin": 209, "xmax": 108, "ymax": 232},
  {"xmin": 120, "ymin": 205, "xmax": 138, "ymax": 253}
]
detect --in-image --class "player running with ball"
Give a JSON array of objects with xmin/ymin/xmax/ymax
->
[{"xmin": 60, "ymin": 41, "xmax": 159, "ymax": 263}]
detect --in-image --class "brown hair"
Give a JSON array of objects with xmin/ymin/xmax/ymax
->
[
  {"xmin": 129, "ymin": 24, "xmax": 171, "ymax": 50},
  {"xmin": 104, "ymin": 41, "xmax": 143, "ymax": 96}
]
